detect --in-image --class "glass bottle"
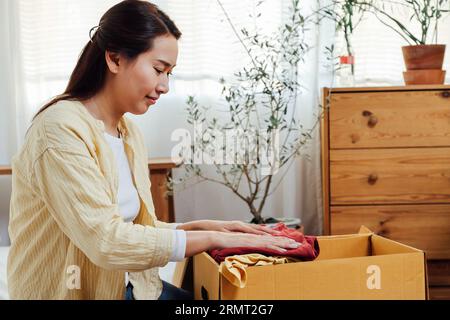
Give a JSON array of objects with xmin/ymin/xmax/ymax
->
[{"xmin": 335, "ymin": 55, "xmax": 355, "ymax": 87}]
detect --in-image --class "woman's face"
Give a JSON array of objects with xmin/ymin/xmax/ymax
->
[{"xmin": 112, "ymin": 34, "xmax": 178, "ymax": 115}]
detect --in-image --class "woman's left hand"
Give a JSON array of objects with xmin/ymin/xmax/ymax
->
[{"xmin": 199, "ymin": 220, "xmax": 282, "ymax": 236}]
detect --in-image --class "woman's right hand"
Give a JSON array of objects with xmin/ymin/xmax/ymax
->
[
  {"xmin": 215, "ymin": 232, "xmax": 301, "ymax": 253},
  {"xmin": 184, "ymin": 230, "xmax": 301, "ymax": 258}
]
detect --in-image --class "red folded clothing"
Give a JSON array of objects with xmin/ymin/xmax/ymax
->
[{"xmin": 209, "ymin": 222, "xmax": 320, "ymax": 263}]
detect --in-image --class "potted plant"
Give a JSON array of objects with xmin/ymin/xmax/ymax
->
[
  {"xmin": 356, "ymin": 0, "xmax": 449, "ymax": 84},
  {"xmin": 168, "ymin": 0, "xmax": 319, "ymax": 227}
]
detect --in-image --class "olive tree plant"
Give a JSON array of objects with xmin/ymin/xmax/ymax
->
[{"xmin": 169, "ymin": 0, "xmax": 323, "ymax": 224}]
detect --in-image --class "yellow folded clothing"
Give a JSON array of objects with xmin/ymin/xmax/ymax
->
[{"xmin": 219, "ymin": 253, "xmax": 293, "ymax": 288}]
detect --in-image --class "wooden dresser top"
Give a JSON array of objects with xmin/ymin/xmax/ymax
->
[{"xmin": 325, "ymin": 84, "xmax": 450, "ymax": 93}]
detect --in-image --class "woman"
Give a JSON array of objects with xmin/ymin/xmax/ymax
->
[{"xmin": 7, "ymin": 0, "xmax": 301, "ymax": 300}]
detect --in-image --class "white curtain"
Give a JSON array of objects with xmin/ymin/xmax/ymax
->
[
  {"xmin": 161, "ymin": 0, "xmax": 333, "ymax": 235},
  {"xmin": 0, "ymin": 0, "xmax": 19, "ymax": 165},
  {"xmin": 0, "ymin": 0, "xmax": 122, "ymax": 155}
]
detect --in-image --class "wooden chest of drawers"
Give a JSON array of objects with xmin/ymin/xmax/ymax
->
[{"xmin": 321, "ymin": 85, "xmax": 450, "ymax": 300}]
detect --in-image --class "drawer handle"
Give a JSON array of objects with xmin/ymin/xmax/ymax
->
[
  {"xmin": 442, "ymin": 91, "xmax": 450, "ymax": 98},
  {"xmin": 351, "ymin": 133, "xmax": 360, "ymax": 144},
  {"xmin": 367, "ymin": 115, "xmax": 378, "ymax": 128},
  {"xmin": 362, "ymin": 110, "xmax": 378, "ymax": 128},
  {"xmin": 368, "ymin": 174, "xmax": 378, "ymax": 185}
]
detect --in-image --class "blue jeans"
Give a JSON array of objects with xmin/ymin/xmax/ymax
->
[{"xmin": 125, "ymin": 281, "xmax": 193, "ymax": 300}]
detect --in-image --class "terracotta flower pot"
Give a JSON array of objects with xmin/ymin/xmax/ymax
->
[
  {"xmin": 403, "ymin": 69, "xmax": 446, "ymax": 85},
  {"xmin": 402, "ymin": 44, "xmax": 446, "ymax": 70}
]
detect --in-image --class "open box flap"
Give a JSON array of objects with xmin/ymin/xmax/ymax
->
[{"xmin": 317, "ymin": 233, "xmax": 371, "ymax": 260}]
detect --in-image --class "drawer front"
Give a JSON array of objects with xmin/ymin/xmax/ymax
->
[
  {"xmin": 427, "ymin": 260, "xmax": 450, "ymax": 286},
  {"xmin": 330, "ymin": 204, "xmax": 450, "ymax": 259},
  {"xmin": 330, "ymin": 148, "xmax": 450, "ymax": 205},
  {"xmin": 329, "ymin": 90, "xmax": 450, "ymax": 149},
  {"xmin": 429, "ymin": 287, "xmax": 450, "ymax": 300}
]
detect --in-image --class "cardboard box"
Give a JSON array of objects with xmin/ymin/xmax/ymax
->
[{"xmin": 193, "ymin": 226, "xmax": 428, "ymax": 300}]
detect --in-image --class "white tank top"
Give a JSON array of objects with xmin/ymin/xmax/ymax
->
[{"xmin": 103, "ymin": 132, "xmax": 140, "ymax": 223}]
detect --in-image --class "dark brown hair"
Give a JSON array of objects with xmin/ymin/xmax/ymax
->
[{"xmin": 33, "ymin": 0, "xmax": 181, "ymax": 120}]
